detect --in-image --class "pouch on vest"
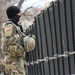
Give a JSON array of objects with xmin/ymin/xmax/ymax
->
[{"xmin": 23, "ymin": 35, "xmax": 35, "ymax": 52}]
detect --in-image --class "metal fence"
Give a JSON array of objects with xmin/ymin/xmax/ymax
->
[{"xmin": 25, "ymin": 0, "xmax": 75, "ymax": 75}]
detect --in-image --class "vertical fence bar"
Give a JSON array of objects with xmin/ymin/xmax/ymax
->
[
  {"xmin": 34, "ymin": 19, "xmax": 43, "ymax": 75},
  {"xmin": 71, "ymin": 0, "xmax": 75, "ymax": 51},
  {"xmin": 47, "ymin": 7, "xmax": 56, "ymax": 75},
  {"xmin": 43, "ymin": 11, "xmax": 51, "ymax": 75},
  {"xmin": 53, "ymin": 1, "xmax": 65, "ymax": 75},
  {"xmin": 38, "ymin": 16, "xmax": 45, "ymax": 75},
  {"xmin": 48, "ymin": 2, "xmax": 60, "ymax": 75},
  {"xmin": 57, "ymin": 0, "xmax": 69, "ymax": 74},
  {"xmin": 35, "ymin": 17, "xmax": 44, "ymax": 75},
  {"xmin": 52, "ymin": 2, "xmax": 60, "ymax": 75},
  {"xmin": 57, "ymin": 0, "xmax": 65, "ymax": 75},
  {"xmin": 63, "ymin": 0, "xmax": 71, "ymax": 74},
  {"xmin": 70, "ymin": 0, "xmax": 75, "ymax": 73},
  {"xmin": 32, "ymin": 24, "xmax": 39, "ymax": 75},
  {"xmin": 30, "ymin": 25, "xmax": 37, "ymax": 75},
  {"xmin": 33, "ymin": 23, "xmax": 38, "ymax": 75},
  {"xmin": 70, "ymin": 1, "xmax": 75, "ymax": 74},
  {"xmin": 48, "ymin": 3, "xmax": 56, "ymax": 75},
  {"xmin": 64, "ymin": 0, "xmax": 75, "ymax": 74},
  {"xmin": 39, "ymin": 13, "xmax": 51, "ymax": 75},
  {"xmin": 43, "ymin": 8, "xmax": 57, "ymax": 75}
]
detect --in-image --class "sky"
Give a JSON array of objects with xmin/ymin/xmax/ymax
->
[
  {"xmin": 19, "ymin": 0, "xmax": 56, "ymax": 31},
  {"xmin": 21, "ymin": 0, "xmax": 56, "ymax": 12}
]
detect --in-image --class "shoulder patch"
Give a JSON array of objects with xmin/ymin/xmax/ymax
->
[{"xmin": 3, "ymin": 24, "xmax": 14, "ymax": 37}]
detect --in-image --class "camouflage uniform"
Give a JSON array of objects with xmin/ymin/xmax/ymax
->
[{"xmin": 1, "ymin": 21, "xmax": 26, "ymax": 75}]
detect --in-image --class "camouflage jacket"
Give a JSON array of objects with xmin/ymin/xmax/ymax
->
[
  {"xmin": 1, "ymin": 21, "xmax": 25, "ymax": 58},
  {"xmin": 1, "ymin": 21, "xmax": 26, "ymax": 75}
]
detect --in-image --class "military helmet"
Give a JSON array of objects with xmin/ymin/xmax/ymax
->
[
  {"xmin": 6, "ymin": 6, "xmax": 20, "ymax": 19},
  {"xmin": 23, "ymin": 35, "xmax": 35, "ymax": 52}
]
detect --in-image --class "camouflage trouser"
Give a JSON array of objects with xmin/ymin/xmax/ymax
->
[{"xmin": 3, "ymin": 56, "xmax": 26, "ymax": 75}]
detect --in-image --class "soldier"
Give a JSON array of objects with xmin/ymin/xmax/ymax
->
[{"xmin": 1, "ymin": 6, "xmax": 26, "ymax": 75}]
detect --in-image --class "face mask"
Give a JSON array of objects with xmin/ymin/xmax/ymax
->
[{"xmin": 13, "ymin": 15, "xmax": 21, "ymax": 22}]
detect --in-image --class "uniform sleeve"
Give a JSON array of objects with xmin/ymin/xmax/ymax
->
[{"xmin": 2, "ymin": 23, "xmax": 20, "ymax": 46}]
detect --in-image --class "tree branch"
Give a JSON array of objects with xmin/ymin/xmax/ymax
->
[{"xmin": 18, "ymin": 0, "xmax": 24, "ymax": 9}]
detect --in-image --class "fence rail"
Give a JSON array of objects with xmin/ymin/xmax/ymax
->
[
  {"xmin": 25, "ymin": 0, "xmax": 75, "ymax": 75},
  {"xmin": 25, "ymin": 51, "xmax": 75, "ymax": 66}
]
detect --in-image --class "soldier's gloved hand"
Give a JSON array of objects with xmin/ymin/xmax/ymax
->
[
  {"xmin": 29, "ymin": 34, "xmax": 35, "ymax": 39},
  {"xmin": 8, "ymin": 34, "xmax": 20, "ymax": 45},
  {"xmin": 14, "ymin": 34, "xmax": 20, "ymax": 39}
]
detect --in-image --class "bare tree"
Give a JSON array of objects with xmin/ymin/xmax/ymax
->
[{"xmin": 18, "ymin": 0, "xmax": 24, "ymax": 9}]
